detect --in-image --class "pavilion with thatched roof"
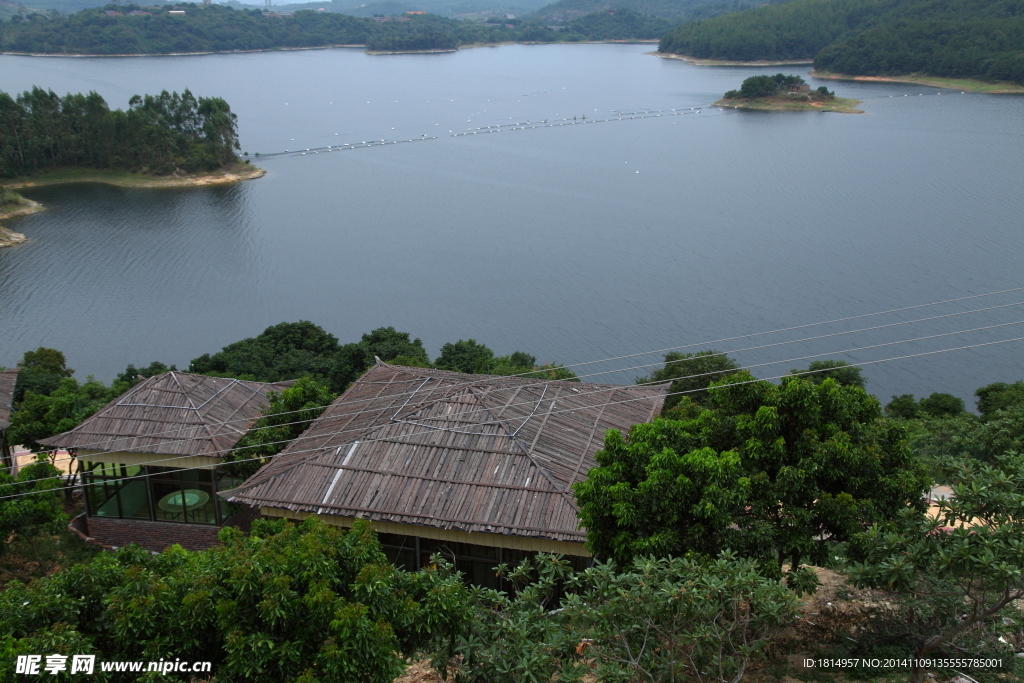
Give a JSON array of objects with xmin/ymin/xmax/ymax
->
[
  {"xmin": 42, "ymin": 371, "xmax": 293, "ymax": 550},
  {"xmin": 223, "ymin": 361, "xmax": 665, "ymax": 585}
]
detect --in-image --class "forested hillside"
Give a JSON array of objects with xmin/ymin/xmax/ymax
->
[
  {"xmin": 0, "ymin": 2, "xmax": 678, "ymax": 53},
  {"xmin": 0, "ymin": 88, "xmax": 240, "ymax": 178},
  {"xmin": 531, "ymin": 0, "xmax": 783, "ymax": 21},
  {"xmin": 658, "ymin": 0, "xmax": 1024, "ymax": 85}
]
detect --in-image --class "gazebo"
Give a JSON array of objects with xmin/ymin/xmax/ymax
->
[{"xmin": 42, "ymin": 371, "xmax": 293, "ymax": 551}]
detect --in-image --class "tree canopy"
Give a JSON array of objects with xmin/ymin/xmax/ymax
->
[
  {"xmin": 0, "ymin": 517, "xmax": 471, "ymax": 683},
  {"xmin": 847, "ymin": 451, "xmax": 1024, "ymax": 683},
  {"xmin": 575, "ymin": 371, "xmax": 930, "ymax": 572},
  {"xmin": 790, "ymin": 358, "xmax": 865, "ymax": 389},
  {"xmin": 0, "ymin": 3, "xmax": 685, "ymax": 55},
  {"xmin": 635, "ymin": 349, "xmax": 740, "ymax": 412},
  {"xmin": 659, "ymin": 0, "xmax": 1024, "ymax": 85},
  {"xmin": 0, "ymin": 87, "xmax": 240, "ymax": 178},
  {"xmin": 223, "ymin": 376, "xmax": 338, "ymax": 479}
]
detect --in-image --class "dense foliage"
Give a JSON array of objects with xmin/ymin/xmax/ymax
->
[
  {"xmin": 635, "ymin": 349, "xmax": 740, "ymax": 411},
  {"xmin": 189, "ymin": 322, "xmax": 578, "ymax": 391},
  {"xmin": 530, "ymin": 0, "xmax": 785, "ymax": 21},
  {"xmin": 885, "ymin": 391, "xmax": 966, "ymax": 418},
  {"xmin": 658, "ymin": 0, "xmax": 1024, "ymax": 85},
  {"xmin": 223, "ymin": 377, "xmax": 338, "ymax": 479},
  {"xmin": 434, "ymin": 339, "xmax": 579, "ymax": 380},
  {"xmin": 0, "ymin": 461, "xmax": 66, "ymax": 555},
  {"xmin": 560, "ymin": 8, "xmax": 673, "ymax": 40},
  {"xmin": 446, "ymin": 552, "xmax": 797, "ymax": 682},
  {"xmin": 0, "ymin": 87, "xmax": 239, "ymax": 178},
  {"xmin": 847, "ymin": 452, "xmax": 1024, "ymax": 683},
  {"xmin": 0, "ymin": 3, "xmax": 682, "ymax": 55},
  {"xmin": 575, "ymin": 371, "xmax": 931, "ymax": 571},
  {"xmin": 0, "ymin": 517, "xmax": 472, "ymax": 683}
]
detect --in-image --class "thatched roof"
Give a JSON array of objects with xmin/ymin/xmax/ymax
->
[
  {"xmin": 41, "ymin": 371, "xmax": 294, "ymax": 457},
  {"xmin": 225, "ymin": 361, "xmax": 665, "ymax": 544},
  {"xmin": 0, "ymin": 368, "xmax": 19, "ymax": 431}
]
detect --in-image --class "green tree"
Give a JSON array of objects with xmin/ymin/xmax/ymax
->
[
  {"xmin": 7, "ymin": 377, "xmax": 115, "ymax": 452},
  {"xmin": 574, "ymin": 420, "xmax": 746, "ymax": 564},
  {"xmin": 885, "ymin": 393, "xmax": 920, "ymax": 419},
  {"xmin": 222, "ymin": 376, "xmax": 337, "ymax": 479},
  {"xmin": 434, "ymin": 338, "xmax": 494, "ymax": 374},
  {"xmin": 0, "ymin": 460, "xmax": 66, "ymax": 555},
  {"xmin": 847, "ymin": 452, "xmax": 1024, "ymax": 683},
  {"xmin": 577, "ymin": 372, "xmax": 929, "ymax": 573},
  {"xmin": 975, "ymin": 380, "xmax": 1024, "ymax": 419},
  {"xmin": 636, "ymin": 349, "xmax": 740, "ymax": 411},
  {"xmin": 111, "ymin": 360, "xmax": 175, "ymax": 394},
  {"xmin": 917, "ymin": 392, "xmax": 965, "ymax": 417},
  {"xmin": 190, "ymin": 320, "xmax": 344, "ymax": 388},
  {"xmin": 0, "ymin": 517, "xmax": 472, "ymax": 683},
  {"xmin": 790, "ymin": 359, "xmax": 865, "ymax": 389},
  {"xmin": 448, "ymin": 553, "xmax": 797, "ymax": 683},
  {"xmin": 12, "ymin": 347, "xmax": 74, "ymax": 406},
  {"xmin": 330, "ymin": 327, "xmax": 431, "ymax": 390}
]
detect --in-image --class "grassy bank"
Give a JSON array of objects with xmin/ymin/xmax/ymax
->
[
  {"xmin": 3, "ymin": 161, "xmax": 265, "ymax": 191},
  {"xmin": 715, "ymin": 94, "xmax": 863, "ymax": 113},
  {"xmin": 811, "ymin": 71, "xmax": 1024, "ymax": 94}
]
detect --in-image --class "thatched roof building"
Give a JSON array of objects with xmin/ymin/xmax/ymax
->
[
  {"xmin": 42, "ymin": 371, "xmax": 294, "ymax": 467},
  {"xmin": 224, "ymin": 361, "xmax": 665, "ymax": 562},
  {"xmin": 42, "ymin": 371, "xmax": 294, "ymax": 551}
]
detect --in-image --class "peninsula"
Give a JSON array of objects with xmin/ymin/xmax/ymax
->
[
  {"xmin": 715, "ymin": 74, "xmax": 863, "ymax": 113},
  {"xmin": 0, "ymin": 88, "xmax": 262, "ymax": 250}
]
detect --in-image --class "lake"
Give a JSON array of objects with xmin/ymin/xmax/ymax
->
[{"xmin": 1, "ymin": 44, "xmax": 1022, "ymax": 406}]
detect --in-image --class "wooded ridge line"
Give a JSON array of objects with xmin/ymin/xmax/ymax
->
[{"xmin": 659, "ymin": 0, "xmax": 1024, "ymax": 86}]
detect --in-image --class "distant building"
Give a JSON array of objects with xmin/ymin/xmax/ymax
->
[
  {"xmin": 168, "ymin": 10, "xmax": 186, "ymax": 15},
  {"xmin": 104, "ymin": 10, "xmax": 123, "ymax": 16},
  {"xmin": 405, "ymin": 10, "xmax": 426, "ymax": 14},
  {"xmin": 128, "ymin": 10, "xmax": 151, "ymax": 15},
  {"xmin": 788, "ymin": 84, "xmax": 811, "ymax": 93}
]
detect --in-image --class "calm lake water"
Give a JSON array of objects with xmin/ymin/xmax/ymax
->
[{"xmin": 1, "ymin": 44, "xmax": 1022, "ymax": 406}]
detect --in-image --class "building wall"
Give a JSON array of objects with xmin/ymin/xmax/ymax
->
[{"xmin": 84, "ymin": 515, "xmax": 222, "ymax": 552}]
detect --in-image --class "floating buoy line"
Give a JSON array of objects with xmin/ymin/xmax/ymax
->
[{"xmin": 252, "ymin": 107, "xmax": 705, "ymax": 158}]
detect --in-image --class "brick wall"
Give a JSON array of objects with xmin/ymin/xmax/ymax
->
[{"xmin": 84, "ymin": 515, "xmax": 222, "ymax": 552}]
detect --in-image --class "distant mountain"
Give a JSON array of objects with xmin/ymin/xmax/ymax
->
[
  {"xmin": 658, "ymin": 0, "xmax": 1024, "ymax": 84},
  {"xmin": 530, "ymin": 0, "xmax": 784, "ymax": 22}
]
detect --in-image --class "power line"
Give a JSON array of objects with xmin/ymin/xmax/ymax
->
[
  {"xmin": 3, "ymin": 333, "xmax": 1022, "ymax": 503},
  {"xmin": 13, "ymin": 308, "xmax": 1024, "ymax": 478},
  {"xmin": 17, "ymin": 294, "xmax": 1024, "ymax": 461}
]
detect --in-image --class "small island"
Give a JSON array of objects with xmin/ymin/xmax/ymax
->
[
  {"xmin": 0, "ymin": 87, "xmax": 262, "ymax": 249},
  {"xmin": 715, "ymin": 74, "xmax": 863, "ymax": 113}
]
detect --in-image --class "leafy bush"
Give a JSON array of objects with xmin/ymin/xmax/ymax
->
[
  {"xmin": 847, "ymin": 452, "xmax": 1024, "ymax": 683},
  {"xmin": 0, "ymin": 517, "xmax": 472, "ymax": 683},
  {"xmin": 447, "ymin": 553, "xmax": 798, "ymax": 683}
]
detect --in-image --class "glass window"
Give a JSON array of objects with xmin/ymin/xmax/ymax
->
[
  {"xmin": 149, "ymin": 466, "xmax": 217, "ymax": 525},
  {"xmin": 82, "ymin": 462, "xmax": 149, "ymax": 519}
]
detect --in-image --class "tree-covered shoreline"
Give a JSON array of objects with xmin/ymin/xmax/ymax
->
[
  {"xmin": 0, "ymin": 3, "xmax": 675, "ymax": 55},
  {"xmin": 658, "ymin": 0, "xmax": 1024, "ymax": 86},
  {"xmin": 0, "ymin": 87, "xmax": 241, "ymax": 178}
]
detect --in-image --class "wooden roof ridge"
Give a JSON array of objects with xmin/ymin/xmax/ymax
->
[
  {"xmin": 40, "ymin": 371, "xmax": 294, "ymax": 456},
  {"xmin": 223, "ymin": 364, "xmax": 668, "ymax": 544},
  {"xmin": 229, "ymin": 365, "xmax": 456, "ymax": 493}
]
